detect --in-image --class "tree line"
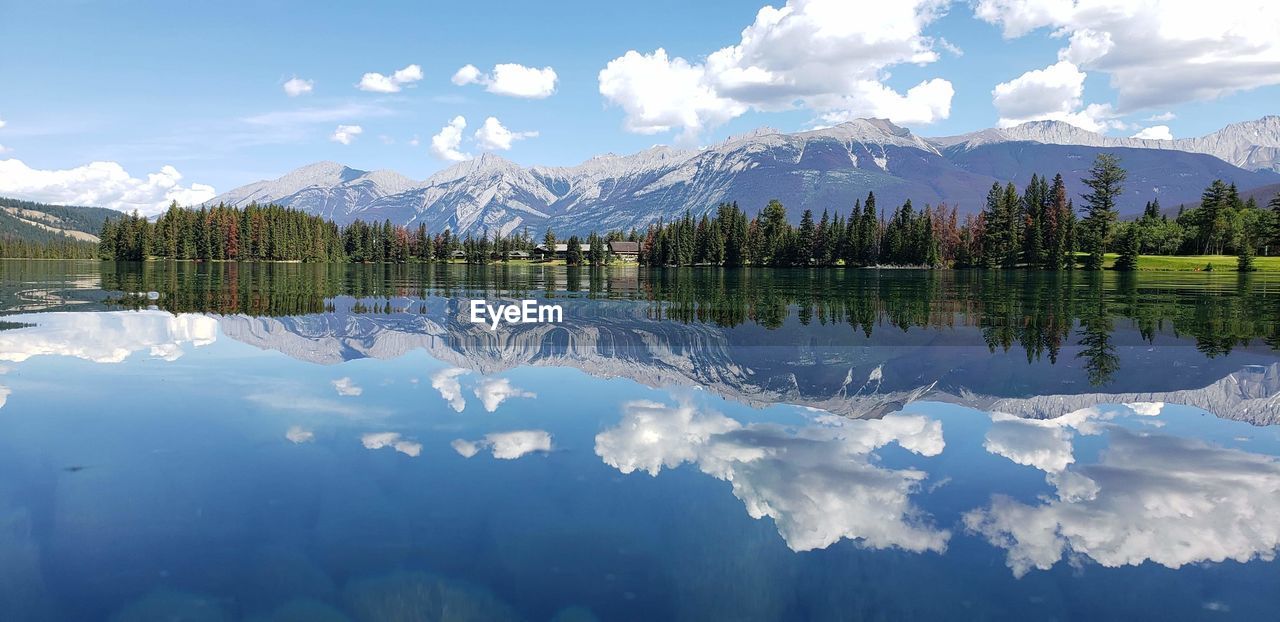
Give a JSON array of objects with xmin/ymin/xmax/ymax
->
[{"xmin": 60, "ymin": 153, "xmax": 1280, "ymax": 270}]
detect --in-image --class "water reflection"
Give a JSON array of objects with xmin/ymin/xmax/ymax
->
[
  {"xmin": 3, "ymin": 260, "xmax": 1280, "ymax": 619},
  {"xmin": 596, "ymin": 400, "xmax": 949, "ymax": 553},
  {"xmin": 968, "ymin": 408, "xmax": 1280, "ymax": 578}
]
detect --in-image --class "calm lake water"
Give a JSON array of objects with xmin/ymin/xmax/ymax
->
[{"xmin": 2, "ymin": 259, "xmax": 1280, "ymax": 621}]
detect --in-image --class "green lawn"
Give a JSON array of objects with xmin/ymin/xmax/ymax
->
[{"xmin": 1098, "ymin": 253, "xmax": 1280, "ymax": 272}]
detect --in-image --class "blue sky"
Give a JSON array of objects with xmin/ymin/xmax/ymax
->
[{"xmin": 1, "ymin": 0, "xmax": 1278, "ymax": 213}]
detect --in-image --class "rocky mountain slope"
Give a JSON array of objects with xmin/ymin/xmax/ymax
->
[{"xmin": 209, "ymin": 118, "xmax": 1280, "ymax": 235}]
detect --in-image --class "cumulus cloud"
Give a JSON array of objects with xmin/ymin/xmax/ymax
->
[
  {"xmin": 361, "ymin": 432, "xmax": 422, "ymax": 457},
  {"xmin": 452, "ymin": 63, "xmax": 558, "ymax": 98},
  {"xmin": 595, "ymin": 399, "xmax": 949, "ymax": 552},
  {"xmin": 1145, "ymin": 111, "xmax": 1176, "ymax": 122},
  {"xmin": 473, "ymin": 377, "xmax": 536, "ymax": 413},
  {"xmin": 282, "ymin": 77, "xmax": 314, "ymax": 97},
  {"xmin": 452, "ymin": 430, "xmax": 552, "ymax": 460},
  {"xmin": 286, "ymin": 426, "xmax": 315, "ymax": 444},
  {"xmin": 0, "ymin": 159, "xmax": 216, "ymax": 216},
  {"xmin": 430, "ymin": 116, "xmax": 470, "ymax": 162},
  {"xmin": 356, "ymin": 63, "xmax": 423, "ymax": 93},
  {"xmin": 329, "ymin": 124, "xmax": 363, "ymax": 145},
  {"xmin": 430, "ymin": 367, "xmax": 469, "ymax": 412},
  {"xmin": 966, "ymin": 427, "xmax": 1280, "ymax": 577},
  {"xmin": 1131, "ymin": 125, "xmax": 1173, "ymax": 140},
  {"xmin": 0, "ymin": 311, "xmax": 216, "ymax": 364},
  {"xmin": 991, "ymin": 60, "xmax": 1120, "ymax": 132},
  {"xmin": 332, "ymin": 377, "xmax": 363, "ymax": 396},
  {"xmin": 473, "ymin": 117, "xmax": 538, "ymax": 151},
  {"xmin": 598, "ymin": 0, "xmax": 954, "ymax": 141},
  {"xmin": 975, "ymin": 0, "xmax": 1280, "ymax": 111}
]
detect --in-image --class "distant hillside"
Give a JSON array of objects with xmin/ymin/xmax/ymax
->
[
  {"xmin": 0, "ymin": 197, "xmax": 117, "ymax": 244},
  {"xmin": 1243, "ymin": 182, "xmax": 1280, "ymax": 206}
]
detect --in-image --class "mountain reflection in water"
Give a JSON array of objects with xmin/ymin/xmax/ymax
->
[{"xmin": 2, "ymin": 259, "xmax": 1280, "ymax": 620}]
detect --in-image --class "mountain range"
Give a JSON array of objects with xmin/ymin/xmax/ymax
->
[{"xmin": 209, "ymin": 117, "xmax": 1280, "ymax": 236}]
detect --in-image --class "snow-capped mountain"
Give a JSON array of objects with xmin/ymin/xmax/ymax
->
[
  {"xmin": 210, "ymin": 161, "xmax": 417, "ymax": 221},
  {"xmin": 935, "ymin": 116, "xmax": 1280, "ymax": 173},
  {"xmin": 209, "ymin": 118, "xmax": 1280, "ymax": 235}
]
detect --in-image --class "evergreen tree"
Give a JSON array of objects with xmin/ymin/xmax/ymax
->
[
  {"xmin": 588, "ymin": 232, "xmax": 606, "ymax": 266},
  {"xmin": 1114, "ymin": 224, "xmax": 1140, "ymax": 271},
  {"xmin": 1237, "ymin": 237, "xmax": 1256, "ymax": 272},
  {"xmin": 1080, "ymin": 153, "xmax": 1126, "ymax": 270},
  {"xmin": 796, "ymin": 208, "xmax": 815, "ymax": 265},
  {"xmin": 858, "ymin": 193, "xmax": 878, "ymax": 265},
  {"xmin": 565, "ymin": 235, "xmax": 583, "ymax": 266}
]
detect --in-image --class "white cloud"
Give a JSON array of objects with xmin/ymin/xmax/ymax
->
[
  {"xmin": 1131, "ymin": 125, "xmax": 1173, "ymax": 140},
  {"xmin": 361, "ymin": 432, "xmax": 422, "ymax": 457},
  {"xmin": 430, "ymin": 367, "xmax": 469, "ymax": 412},
  {"xmin": 452, "ymin": 63, "xmax": 557, "ymax": 98},
  {"xmin": 598, "ymin": 0, "xmax": 954, "ymax": 140},
  {"xmin": 356, "ymin": 63, "xmax": 423, "ymax": 93},
  {"xmin": 0, "ymin": 115, "xmax": 6, "ymax": 129},
  {"xmin": 595, "ymin": 399, "xmax": 949, "ymax": 553},
  {"xmin": 329, "ymin": 124, "xmax": 363, "ymax": 145},
  {"xmin": 975, "ymin": 0, "xmax": 1280, "ymax": 111},
  {"xmin": 332, "ymin": 377, "xmax": 363, "ymax": 396},
  {"xmin": 966, "ymin": 427, "xmax": 1280, "ymax": 577},
  {"xmin": 242, "ymin": 102, "xmax": 393, "ymax": 127},
  {"xmin": 408, "ymin": 135, "xmax": 420, "ymax": 147},
  {"xmin": 1145, "ymin": 111, "xmax": 1176, "ymax": 122},
  {"xmin": 0, "ymin": 385, "xmax": 9, "ymax": 410},
  {"xmin": 0, "ymin": 145, "xmax": 10, "ymax": 154},
  {"xmin": 282, "ymin": 77, "xmax": 314, "ymax": 97},
  {"xmin": 0, "ymin": 159, "xmax": 216, "ymax": 215},
  {"xmin": 473, "ymin": 117, "xmax": 538, "ymax": 151},
  {"xmin": 452, "ymin": 430, "xmax": 552, "ymax": 460},
  {"xmin": 286, "ymin": 426, "xmax": 315, "ymax": 444},
  {"xmin": 473, "ymin": 377, "xmax": 536, "ymax": 413},
  {"xmin": 430, "ymin": 116, "xmax": 470, "ymax": 162},
  {"xmin": 451, "ymin": 64, "xmax": 482, "ymax": 86},
  {"xmin": 991, "ymin": 60, "xmax": 1120, "ymax": 132}
]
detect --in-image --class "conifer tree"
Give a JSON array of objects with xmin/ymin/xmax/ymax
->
[{"xmin": 1080, "ymin": 153, "xmax": 1125, "ymax": 270}]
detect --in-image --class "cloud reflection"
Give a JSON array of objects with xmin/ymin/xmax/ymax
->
[
  {"xmin": 473, "ymin": 377, "xmax": 536, "ymax": 413},
  {"xmin": 430, "ymin": 368, "xmax": 469, "ymax": 412},
  {"xmin": 595, "ymin": 400, "xmax": 949, "ymax": 553},
  {"xmin": 967, "ymin": 426, "xmax": 1280, "ymax": 577},
  {"xmin": 451, "ymin": 430, "xmax": 552, "ymax": 460},
  {"xmin": 361, "ymin": 432, "xmax": 422, "ymax": 457},
  {"xmin": 0, "ymin": 311, "xmax": 216, "ymax": 363}
]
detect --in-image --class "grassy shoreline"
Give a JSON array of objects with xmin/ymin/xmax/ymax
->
[{"xmin": 4, "ymin": 255, "xmax": 1279, "ymax": 272}]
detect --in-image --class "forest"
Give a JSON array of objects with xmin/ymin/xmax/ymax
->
[{"xmin": 8, "ymin": 154, "xmax": 1280, "ymax": 270}]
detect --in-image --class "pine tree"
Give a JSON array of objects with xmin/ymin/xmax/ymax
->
[
  {"xmin": 1238, "ymin": 237, "xmax": 1256, "ymax": 272},
  {"xmin": 859, "ymin": 193, "xmax": 878, "ymax": 265},
  {"xmin": 796, "ymin": 208, "xmax": 815, "ymax": 265},
  {"xmin": 565, "ymin": 235, "xmax": 583, "ymax": 266},
  {"xmin": 1114, "ymin": 224, "xmax": 1140, "ymax": 271},
  {"xmin": 1080, "ymin": 153, "xmax": 1126, "ymax": 270}
]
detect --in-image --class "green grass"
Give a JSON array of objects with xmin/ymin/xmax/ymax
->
[{"xmin": 1097, "ymin": 253, "xmax": 1280, "ymax": 272}]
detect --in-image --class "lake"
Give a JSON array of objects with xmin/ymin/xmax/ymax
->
[{"xmin": 2, "ymin": 260, "xmax": 1280, "ymax": 621}]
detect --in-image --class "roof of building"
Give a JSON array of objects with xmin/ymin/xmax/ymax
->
[
  {"xmin": 609, "ymin": 241, "xmax": 640, "ymax": 253},
  {"xmin": 535, "ymin": 243, "xmax": 570, "ymax": 252}
]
